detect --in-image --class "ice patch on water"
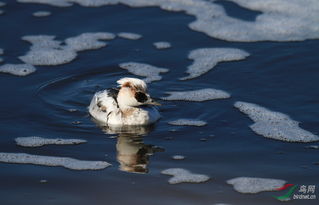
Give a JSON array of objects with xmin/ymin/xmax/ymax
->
[
  {"xmin": 65, "ymin": 32, "xmax": 115, "ymax": 51},
  {"xmin": 181, "ymin": 48, "xmax": 249, "ymax": 80},
  {"xmin": 161, "ymin": 88, "xmax": 230, "ymax": 101},
  {"xmin": 118, "ymin": 32, "xmax": 142, "ymax": 40},
  {"xmin": 0, "ymin": 64, "xmax": 36, "ymax": 76},
  {"xmin": 18, "ymin": 0, "xmax": 319, "ymax": 42},
  {"xmin": 234, "ymin": 101, "xmax": 319, "ymax": 142},
  {"xmin": 119, "ymin": 62, "xmax": 168, "ymax": 83},
  {"xmin": 227, "ymin": 177, "xmax": 286, "ymax": 194},
  {"xmin": 161, "ymin": 168, "xmax": 210, "ymax": 184},
  {"xmin": 172, "ymin": 155, "xmax": 185, "ymax": 160},
  {"xmin": 15, "ymin": 136, "xmax": 87, "ymax": 147},
  {"xmin": 0, "ymin": 152, "xmax": 111, "ymax": 170},
  {"xmin": 19, "ymin": 33, "xmax": 114, "ymax": 66},
  {"xmin": 33, "ymin": 11, "xmax": 51, "ymax": 17},
  {"xmin": 168, "ymin": 119, "xmax": 207, "ymax": 126},
  {"xmin": 153, "ymin": 41, "xmax": 171, "ymax": 49}
]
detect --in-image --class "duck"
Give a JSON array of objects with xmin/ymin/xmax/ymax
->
[{"xmin": 89, "ymin": 77, "xmax": 161, "ymax": 126}]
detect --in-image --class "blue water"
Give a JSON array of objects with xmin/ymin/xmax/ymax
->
[{"xmin": 0, "ymin": 1, "xmax": 318, "ymax": 205}]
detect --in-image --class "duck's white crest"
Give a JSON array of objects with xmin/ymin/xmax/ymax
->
[{"xmin": 89, "ymin": 77, "xmax": 160, "ymax": 126}]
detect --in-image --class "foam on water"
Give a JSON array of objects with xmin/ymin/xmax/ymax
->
[
  {"xmin": 153, "ymin": 41, "xmax": 171, "ymax": 49},
  {"xmin": 0, "ymin": 48, "xmax": 3, "ymax": 63},
  {"xmin": 227, "ymin": 177, "xmax": 286, "ymax": 194},
  {"xmin": 0, "ymin": 64, "xmax": 36, "ymax": 76},
  {"xmin": 19, "ymin": 35, "xmax": 76, "ymax": 65},
  {"xmin": 17, "ymin": 0, "xmax": 319, "ymax": 42},
  {"xmin": 15, "ymin": 136, "xmax": 87, "ymax": 147},
  {"xmin": 33, "ymin": 11, "xmax": 52, "ymax": 17},
  {"xmin": 65, "ymin": 32, "xmax": 115, "ymax": 51},
  {"xmin": 161, "ymin": 88, "xmax": 230, "ymax": 101},
  {"xmin": 0, "ymin": 1, "xmax": 3, "ymax": 15},
  {"xmin": 234, "ymin": 101, "xmax": 319, "ymax": 142},
  {"xmin": 168, "ymin": 119, "xmax": 207, "ymax": 126},
  {"xmin": 19, "ymin": 33, "xmax": 114, "ymax": 66},
  {"xmin": 117, "ymin": 32, "xmax": 142, "ymax": 40},
  {"xmin": 305, "ymin": 145, "xmax": 319, "ymax": 149},
  {"xmin": 0, "ymin": 152, "xmax": 111, "ymax": 170},
  {"xmin": 161, "ymin": 168, "xmax": 210, "ymax": 184},
  {"xmin": 172, "ymin": 155, "xmax": 185, "ymax": 160},
  {"xmin": 119, "ymin": 62, "xmax": 169, "ymax": 83},
  {"xmin": 181, "ymin": 48, "xmax": 249, "ymax": 80}
]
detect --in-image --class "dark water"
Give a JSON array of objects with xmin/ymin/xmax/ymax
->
[{"xmin": 0, "ymin": 1, "xmax": 318, "ymax": 205}]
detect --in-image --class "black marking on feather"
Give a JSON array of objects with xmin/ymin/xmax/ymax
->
[
  {"xmin": 97, "ymin": 101, "xmax": 102, "ymax": 108},
  {"xmin": 107, "ymin": 111, "xmax": 112, "ymax": 123},
  {"xmin": 107, "ymin": 88, "xmax": 120, "ymax": 108},
  {"xmin": 135, "ymin": 92, "xmax": 148, "ymax": 103}
]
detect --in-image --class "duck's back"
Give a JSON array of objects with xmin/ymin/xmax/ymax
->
[{"xmin": 88, "ymin": 88, "xmax": 120, "ymax": 124}]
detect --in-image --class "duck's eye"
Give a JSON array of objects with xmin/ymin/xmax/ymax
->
[{"xmin": 135, "ymin": 92, "xmax": 148, "ymax": 103}]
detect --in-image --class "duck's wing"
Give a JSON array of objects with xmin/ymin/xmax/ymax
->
[{"xmin": 89, "ymin": 88, "xmax": 120, "ymax": 123}]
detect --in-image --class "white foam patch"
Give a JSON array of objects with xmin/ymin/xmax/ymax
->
[
  {"xmin": 305, "ymin": 145, "xmax": 319, "ymax": 149},
  {"xmin": 118, "ymin": 32, "xmax": 142, "ymax": 40},
  {"xmin": 65, "ymin": 32, "xmax": 115, "ymax": 51},
  {"xmin": 181, "ymin": 48, "xmax": 249, "ymax": 80},
  {"xmin": 161, "ymin": 168, "xmax": 210, "ymax": 184},
  {"xmin": 190, "ymin": 0, "xmax": 319, "ymax": 42},
  {"xmin": 19, "ymin": 35, "xmax": 76, "ymax": 66},
  {"xmin": 0, "ymin": 10, "xmax": 3, "ymax": 15},
  {"xmin": 0, "ymin": 2, "xmax": 6, "ymax": 7},
  {"xmin": 15, "ymin": 136, "xmax": 87, "ymax": 147},
  {"xmin": 153, "ymin": 41, "xmax": 171, "ymax": 49},
  {"xmin": 19, "ymin": 33, "xmax": 114, "ymax": 66},
  {"xmin": 168, "ymin": 119, "xmax": 207, "ymax": 126},
  {"xmin": 234, "ymin": 101, "xmax": 319, "ymax": 142},
  {"xmin": 0, "ymin": 64, "xmax": 36, "ymax": 76},
  {"xmin": 172, "ymin": 155, "xmax": 185, "ymax": 160},
  {"xmin": 17, "ymin": 0, "xmax": 319, "ymax": 42},
  {"xmin": 119, "ymin": 62, "xmax": 168, "ymax": 83},
  {"xmin": 227, "ymin": 177, "xmax": 286, "ymax": 194},
  {"xmin": 0, "ymin": 152, "xmax": 111, "ymax": 170},
  {"xmin": 0, "ymin": 49, "xmax": 3, "ymax": 63},
  {"xmin": 17, "ymin": 0, "xmax": 119, "ymax": 7},
  {"xmin": 20, "ymin": 47, "xmax": 77, "ymax": 66},
  {"xmin": 161, "ymin": 88, "xmax": 230, "ymax": 101},
  {"xmin": 33, "ymin": 11, "xmax": 51, "ymax": 17}
]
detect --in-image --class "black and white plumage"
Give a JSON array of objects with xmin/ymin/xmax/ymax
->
[{"xmin": 89, "ymin": 77, "xmax": 161, "ymax": 126}]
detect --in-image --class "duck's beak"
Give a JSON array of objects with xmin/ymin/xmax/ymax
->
[{"xmin": 146, "ymin": 98, "xmax": 161, "ymax": 106}]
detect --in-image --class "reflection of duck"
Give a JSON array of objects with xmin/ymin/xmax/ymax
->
[
  {"xmin": 116, "ymin": 134, "xmax": 164, "ymax": 173},
  {"xmin": 89, "ymin": 77, "xmax": 161, "ymax": 126},
  {"xmin": 96, "ymin": 123, "xmax": 164, "ymax": 174}
]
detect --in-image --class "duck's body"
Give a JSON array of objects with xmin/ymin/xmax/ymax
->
[{"xmin": 89, "ymin": 78, "xmax": 160, "ymax": 126}]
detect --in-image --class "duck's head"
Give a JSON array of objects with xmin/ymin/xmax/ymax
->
[{"xmin": 116, "ymin": 77, "xmax": 160, "ymax": 109}]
